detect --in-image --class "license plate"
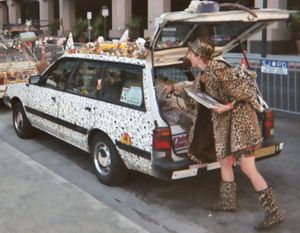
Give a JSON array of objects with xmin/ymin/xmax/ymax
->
[
  {"xmin": 254, "ymin": 146, "xmax": 276, "ymax": 158},
  {"xmin": 172, "ymin": 133, "xmax": 189, "ymax": 151},
  {"xmin": 172, "ymin": 168, "xmax": 198, "ymax": 179}
]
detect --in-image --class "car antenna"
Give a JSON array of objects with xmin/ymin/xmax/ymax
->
[{"xmin": 239, "ymin": 41, "xmax": 250, "ymax": 69}]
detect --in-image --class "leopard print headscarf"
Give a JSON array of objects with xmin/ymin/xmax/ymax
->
[{"xmin": 189, "ymin": 38, "xmax": 215, "ymax": 61}]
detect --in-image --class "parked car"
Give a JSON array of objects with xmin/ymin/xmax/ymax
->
[
  {"xmin": 3, "ymin": 3, "xmax": 289, "ymax": 185},
  {"xmin": 0, "ymin": 39, "xmax": 38, "ymax": 99}
]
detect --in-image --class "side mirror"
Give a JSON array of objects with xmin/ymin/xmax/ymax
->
[{"xmin": 29, "ymin": 75, "xmax": 41, "ymax": 85}]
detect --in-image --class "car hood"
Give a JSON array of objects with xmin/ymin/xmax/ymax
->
[{"xmin": 151, "ymin": 9, "xmax": 290, "ymax": 66}]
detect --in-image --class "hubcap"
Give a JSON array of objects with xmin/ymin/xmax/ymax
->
[
  {"xmin": 14, "ymin": 109, "xmax": 23, "ymax": 133},
  {"xmin": 94, "ymin": 142, "xmax": 111, "ymax": 176}
]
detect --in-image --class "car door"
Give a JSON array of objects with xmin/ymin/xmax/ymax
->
[
  {"xmin": 58, "ymin": 60, "xmax": 102, "ymax": 150},
  {"xmin": 25, "ymin": 58, "xmax": 78, "ymax": 137}
]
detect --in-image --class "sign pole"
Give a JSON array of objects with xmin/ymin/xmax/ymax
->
[{"xmin": 87, "ymin": 12, "xmax": 92, "ymax": 42}]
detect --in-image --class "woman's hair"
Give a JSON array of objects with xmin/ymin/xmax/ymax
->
[{"xmin": 189, "ymin": 37, "xmax": 215, "ymax": 62}]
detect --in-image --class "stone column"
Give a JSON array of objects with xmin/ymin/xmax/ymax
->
[
  {"xmin": 248, "ymin": 0, "xmax": 289, "ymax": 53},
  {"xmin": 0, "ymin": 3, "xmax": 8, "ymax": 30},
  {"xmin": 109, "ymin": 0, "xmax": 132, "ymax": 39},
  {"xmin": 267, "ymin": 0, "xmax": 289, "ymax": 40},
  {"xmin": 144, "ymin": 0, "xmax": 171, "ymax": 38},
  {"xmin": 7, "ymin": 0, "xmax": 21, "ymax": 24},
  {"xmin": 251, "ymin": 0, "xmax": 289, "ymax": 40},
  {"xmin": 39, "ymin": 0, "xmax": 55, "ymax": 36},
  {"xmin": 59, "ymin": 0, "xmax": 75, "ymax": 36}
]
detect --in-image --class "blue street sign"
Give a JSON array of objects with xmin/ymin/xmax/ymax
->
[{"xmin": 261, "ymin": 59, "xmax": 288, "ymax": 75}]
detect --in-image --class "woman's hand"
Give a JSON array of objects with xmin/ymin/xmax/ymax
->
[
  {"xmin": 213, "ymin": 102, "xmax": 234, "ymax": 114},
  {"xmin": 162, "ymin": 84, "xmax": 174, "ymax": 94}
]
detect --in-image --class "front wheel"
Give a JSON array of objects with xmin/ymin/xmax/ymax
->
[
  {"xmin": 12, "ymin": 102, "xmax": 34, "ymax": 138},
  {"xmin": 90, "ymin": 134, "xmax": 128, "ymax": 186}
]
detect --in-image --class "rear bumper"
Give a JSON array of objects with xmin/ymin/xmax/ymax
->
[
  {"xmin": 254, "ymin": 138, "xmax": 283, "ymax": 160},
  {"xmin": 152, "ymin": 138, "xmax": 283, "ymax": 180}
]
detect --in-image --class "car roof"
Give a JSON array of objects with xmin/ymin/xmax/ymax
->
[{"xmin": 61, "ymin": 53, "xmax": 147, "ymax": 66}]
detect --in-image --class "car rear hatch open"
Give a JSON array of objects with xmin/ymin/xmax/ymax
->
[{"xmin": 150, "ymin": 8, "xmax": 289, "ymax": 67}]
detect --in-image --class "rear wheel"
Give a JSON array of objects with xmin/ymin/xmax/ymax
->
[
  {"xmin": 90, "ymin": 134, "xmax": 128, "ymax": 186},
  {"xmin": 12, "ymin": 102, "xmax": 34, "ymax": 138}
]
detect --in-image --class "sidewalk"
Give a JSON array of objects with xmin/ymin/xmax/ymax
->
[{"xmin": 0, "ymin": 138, "xmax": 149, "ymax": 233}]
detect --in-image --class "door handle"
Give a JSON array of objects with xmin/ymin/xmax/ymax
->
[
  {"xmin": 85, "ymin": 107, "xmax": 91, "ymax": 112},
  {"xmin": 51, "ymin": 96, "xmax": 56, "ymax": 102}
]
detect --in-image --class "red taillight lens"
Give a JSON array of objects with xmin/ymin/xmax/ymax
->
[
  {"xmin": 263, "ymin": 109, "xmax": 274, "ymax": 138},
  {"xmin": 153, "ymin": 127, "xmax": 171, "ymax": 151},
  {"xmin": 0, "ymin": 77, "xmax": 4, "ymax": 85}
]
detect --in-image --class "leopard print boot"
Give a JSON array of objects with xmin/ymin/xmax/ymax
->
[
  {"xmin": 255, "ymin": 187, "xmax": 284, "ymax": 231},
  {"xmin": 207, "ymin": 181, "xmax": 236, "ymax": 211}
]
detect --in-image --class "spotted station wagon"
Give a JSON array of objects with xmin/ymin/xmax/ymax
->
[{"xmin": 3, "ymin": 2, "xmax": 289, "ymax": 185}]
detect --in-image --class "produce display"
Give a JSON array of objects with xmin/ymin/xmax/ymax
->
[
  {"xmin": 65, "ymin": 34, "xmax": 148, "ymax": 60},
  {"xmin": 0, "ymin": 65, "xmax": 38, "ymax": 85},
  {"xmin": 0, "ymin": 40, "xmax": 38, "ymax": 85}
]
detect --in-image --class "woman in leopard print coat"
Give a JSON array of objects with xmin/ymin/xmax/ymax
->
[{"xmin": 164, "ymin": 38, "xmax": 284, "ymax": 230}]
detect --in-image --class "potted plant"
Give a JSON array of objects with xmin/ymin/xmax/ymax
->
[
  {"xmin": 92, "ymin": 16, "xmax": 105, "ymax": 40},
  {"xmin": 289, "ymin": 11, "xmax": 300, "ymax": 54},
  {"xmin": 50, "ymin": 19, "xmax": 60, "ymax": 36},
  {"xmin": 73, "ymin": 18, "xmax": 88, "ymax": 43},
  {"xmin": 127, "ymin": 16, "xmax": 142, "ymax": 40}
]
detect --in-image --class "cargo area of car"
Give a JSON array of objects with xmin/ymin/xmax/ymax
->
[
  {"xmin": 153, "ymin": 61, "xmax": 279, "ymax": 165},
  {"xmin": 154, "ymin": 64, "xmax": 218, "ymax": 163}
]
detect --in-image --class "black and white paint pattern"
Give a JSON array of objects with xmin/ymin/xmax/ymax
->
[{"xmin": 6, "ymin": 53, "xmax": 157, "ymax": 175}]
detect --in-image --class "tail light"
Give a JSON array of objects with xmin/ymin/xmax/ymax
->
[
  {"xmin": 263, "ymin": 109, "xmax": 274, "ymax": 139},
  {"xmin": 153, "ymin": 127, "xmax": 172, "ymax": 157},
  {"xmin": 0, "ymin": 77, "xmax": 4, "ymax": 85}
]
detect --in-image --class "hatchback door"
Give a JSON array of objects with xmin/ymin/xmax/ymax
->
[{"xmin": 150, "ymin": 8, "xmax": 289, "ymax": 66}]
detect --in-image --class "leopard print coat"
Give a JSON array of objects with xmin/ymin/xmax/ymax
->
[{"xmin": 203, "ymin": 60, "xmax": 262, "ymax": 160}]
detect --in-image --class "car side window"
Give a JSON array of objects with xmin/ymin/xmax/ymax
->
[
  {"xmin": 65, "ymin": 61, "xmax": 101, "ymax": 98},
  {"xmin": 101, "ymin": 64, "xmax": 144, "ymax": 108},
  {"xmin": 43, "ymin": 60, "xmax": 77, "ymax": 90}
]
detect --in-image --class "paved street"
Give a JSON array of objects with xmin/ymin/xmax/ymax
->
[
  {"xmin": 0, "ymin": 138, "xmax": 148, "ymax": 233},
  {"xmin": 0, "ymin": 100, "xmax": 299, "ymax": 233}
]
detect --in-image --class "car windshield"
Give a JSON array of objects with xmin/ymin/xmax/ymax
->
[
  {"xmin": 0, "ymin": 41, "xmax": 35, "ymax": 63},
  {"xmin": 155, "ymin": 21, "xmax": 255, "ymax": 50}
]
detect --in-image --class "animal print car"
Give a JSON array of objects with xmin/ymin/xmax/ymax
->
[{"xmin": 3, "ymin": 2, "xmax": 289, "ymax": 185}]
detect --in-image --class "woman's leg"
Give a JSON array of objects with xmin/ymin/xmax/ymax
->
[
  {"xmin": 207, "ymin": 156, "xmax": 236, "ymax": 211},
  {"xmin": 220, "ymin": 156, "xmax": 235, "ymax": 182},
  {"xmin": 240, "ymin": 156, "xmax": 284, "ymax": 230},
  {"xmin": 239, "ymin": 156, "xmax": 267, "ymax": 191}
]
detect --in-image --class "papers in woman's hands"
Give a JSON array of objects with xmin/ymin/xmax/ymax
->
[{"xmin": 184, "ymin": 86, "xmax": 222, "ymax": 109}]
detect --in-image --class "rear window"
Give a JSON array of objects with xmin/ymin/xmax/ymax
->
[
  {"xmin": 100, "ymin": 64, "xmax": 145, "ymax": 109},
  {"xmin": 155, "ymin": 21, "xmax": 255, "ymax": 50}
]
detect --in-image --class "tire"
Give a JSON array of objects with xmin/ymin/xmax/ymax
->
[
  {"xmin": 90, "ymin": 134, "xmax": 128, "ymax": 186},
  {"xmin": 12, "ymin": 102, "xmax": 34, "ymax": 138}
]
